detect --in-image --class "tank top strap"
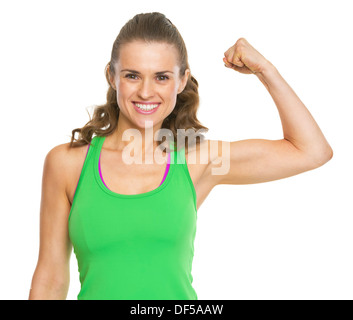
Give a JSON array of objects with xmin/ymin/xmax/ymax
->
[
  {"xmin": 89, "ymin": 135, "xmax": 101, "ymax": 148},
  {"xmin": 89, "ymin": 135, "xmax": 102, "ymax": 157},
  {"xmin": 169, "ymin": 140, "xmax": 185, "ymax": 165},
  {"xmin": 81, "ymin": 135, "xmax": 101, "ymax": 174},
  {"xmin": 171, "ymin": 141, "xmax": 197, "ymax": 212},
  {"xmin": 69, "ymin": 135, "xmax": 100, "ymax": 221}
]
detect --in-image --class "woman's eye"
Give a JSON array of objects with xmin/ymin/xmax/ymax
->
[
  {"xmin": 125, "ymin": 74, "xmax": 169, "ymax": 81},
  {"xmin": 157, "ymin": 75, "xmax": 169, "ymax": 81},
  {"xmin": 125, "ymin": 74, "xmax": 138, "ymax": 80}
]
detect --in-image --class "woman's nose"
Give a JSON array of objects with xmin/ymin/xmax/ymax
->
[{"xmin": 137, "ymin": 79, "xmax": 155, "ymax": 99}]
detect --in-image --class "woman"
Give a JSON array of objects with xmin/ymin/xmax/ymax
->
[{"xmin": 29, "ymin": 12, "xmax": 333, "ymax": 300}]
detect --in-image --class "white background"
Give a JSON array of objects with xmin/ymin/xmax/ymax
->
[{"xmin": 0, "ymin": 0, "xmax": 351, "ymax": 300}]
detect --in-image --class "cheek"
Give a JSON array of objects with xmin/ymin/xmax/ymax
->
[
  {"xmin": 163, "ymin": 81, "xmax": 180, "ymax": 98},
  {"xmin": 116, "ymin": 82, "xmax": 133, "ymax": 106},
  {"xmin": 165, "ymin": 90, "xmax": 178, "ymax": 114},
  {"xmin": 164, "ymin": 86, "xmax": 178, "ymax": 99},
  {"xmin": 117, "ymin": 81, "xmax": 131, "ymax": 95}
]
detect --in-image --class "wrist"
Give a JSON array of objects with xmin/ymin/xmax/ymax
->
[
  {"xmin": 258, "ymin": 60, "xmax": 277, "ymax": 76},
  {"xmin": 255, "ymin": 60, "xmax": 280, "ymax": 91}
]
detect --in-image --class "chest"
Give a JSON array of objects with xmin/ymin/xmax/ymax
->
[
  {"xmin": 69, "ymin": 180, "xmax": 197, "ymax": 255},
  {"xmin": 67, "ymin": 144, "xmax": 210, "ymax": 211}
]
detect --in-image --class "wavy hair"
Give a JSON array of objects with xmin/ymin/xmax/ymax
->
[{"xmin": 69, "ymin": 12, "xmax": 208, "ymax": 151}]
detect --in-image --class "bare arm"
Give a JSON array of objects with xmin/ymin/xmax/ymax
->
[
  {"xmin": 29, "ymin": 145, "xmax": 72, "ymax": 300},
  {"xmin": 208, "ymin": 38, "xmax": 333, "ymax": 186},
  {"xmin": 255, "ymin": 61, "xmax": 333, "ymax": 162}
]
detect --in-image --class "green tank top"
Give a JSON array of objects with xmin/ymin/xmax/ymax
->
[{"xmin": 68, "ymin": 135, "xmax": 198, "ymax": 300}]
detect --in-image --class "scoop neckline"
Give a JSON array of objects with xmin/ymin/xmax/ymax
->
[{"xmin": 93, "ymin": 135, "xmax": 176, "ymax": 199}]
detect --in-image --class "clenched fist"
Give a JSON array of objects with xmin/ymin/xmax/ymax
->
[{"xmin": 223, "ymin": 38, "xmax": 271, "ymax": 75}]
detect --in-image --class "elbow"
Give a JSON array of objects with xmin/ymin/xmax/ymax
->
[
  {"xmin": 311, "ymin": 147, "xmax": 334, "ymax": 168},
  {"xmin": 29, "ymin": 269, "xmax": 70, "ymax": 300},
  {"xmin": 29, "ymin": 277, "xmax": 69, "ymax": 300},
  {"xmin": 322, "ymin": 146, "xmax": 334, "ymax": 163},
  {"xmin": 327, "ymin": 147, "xmax": 334, "ymax": 160}
]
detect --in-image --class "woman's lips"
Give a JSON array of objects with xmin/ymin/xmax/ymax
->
[
  {"xmin": 133, "ymin": 101, "xmax": 161, "ymax": 104},
  {"xmin": 132, "ymin": 102, "xmax": 160, "ymax": 114}
]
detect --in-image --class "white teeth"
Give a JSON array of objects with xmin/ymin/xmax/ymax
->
[{"xmin": 135, "ymin": 103, "xmax": 159, "ymax": 111}]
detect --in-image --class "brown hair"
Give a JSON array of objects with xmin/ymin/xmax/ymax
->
[{"xmin": 69, "ymin": 12, "xmax": 208, "ymax": 151}]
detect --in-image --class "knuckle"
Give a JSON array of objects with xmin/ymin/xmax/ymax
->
[{"xmin": 236, "ymin": 38, "xmax": 247, "ymax": 47}]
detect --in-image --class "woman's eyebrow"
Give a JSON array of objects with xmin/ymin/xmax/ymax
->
[{"xmin": 120, "ymin": 69, "xmax": 173, "ymax": 75}]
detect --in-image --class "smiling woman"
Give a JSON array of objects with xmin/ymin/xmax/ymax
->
[
  {"xmin": 29, "ymin": 12, "xmax": 211, "ymax": 301},
  {"xmin": 110, "ymin": 40, "xmax": 189, "ymax": 126},
  {"xmin": 69, "ymin": 13, "xmax": 208, "ymax": 151},
  {"xmin": 29, "ymin": 11, "xmax": 333, "ymax": 301}
]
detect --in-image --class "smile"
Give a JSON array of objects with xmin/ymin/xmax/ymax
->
[{"xmin": 133, "ymin": 102, "xmax": 160, "ymax": 114}]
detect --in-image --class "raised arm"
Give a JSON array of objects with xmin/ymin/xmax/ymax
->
[
  {"xmin": 208, "ymin": 38, "xmax": 333, "ymax": 186},
  {"xmin": 29, "ymin": 145, "xmax": 72, "ymax": 300}
]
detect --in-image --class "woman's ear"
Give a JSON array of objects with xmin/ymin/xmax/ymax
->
[
  {"xmin": 177, "ymin": 69, "xmax": 190, "ymax": 94},
  {"xmin": 107, "ymin": 64, "xmax": 117, "ymax": 90}
]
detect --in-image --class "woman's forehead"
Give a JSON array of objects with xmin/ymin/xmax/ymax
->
[
  {"xmin": 122, "ymin": 40, "xmax": 176, "ymax": 52},
  {"xmin": 118, "ymin": 41, "xmax": 179, "ymax": 72}
]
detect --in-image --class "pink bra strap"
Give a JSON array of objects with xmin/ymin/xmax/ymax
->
[{"xmin": 158, "ymin": 151, "xmax": 171, "ymax": 186}]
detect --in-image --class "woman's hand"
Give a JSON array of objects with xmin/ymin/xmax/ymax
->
[{"xmin": 223, "ymin": 38, "xmax": 271, "ymax": 75}]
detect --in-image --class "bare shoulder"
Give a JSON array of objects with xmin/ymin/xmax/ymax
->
[
  {"xmin": 183, "ymin": 138, "xmax": 224, "ymax": 210},
  {"xmin": 184, "ymin": 138, "xmax": 221, "ymax": 184},
  {"xmin": 45, "ymin": 142, "xmax": 89, "ymax": 204},
  {"xmin": 46, "ymin": 142, "xmax": 87, "ymax": 172}
]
